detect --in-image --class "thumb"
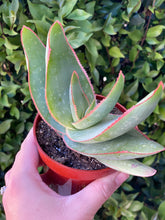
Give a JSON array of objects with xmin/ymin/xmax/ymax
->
[
  {"xmin": 5, "ymin": 128, "xmax": 39, "ymax": 186},
  {"xmin": 76, "ymin": 171, "xmax": 129, "ymax": 215}
]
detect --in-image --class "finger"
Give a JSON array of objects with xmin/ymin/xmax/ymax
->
[
  {"xmin": 75, "ymin": 171, "xmax": 129, "ymax": 214},
  {"xmin": 3, "ymin": 129, "xmax": 43, "ymax": 197},
  {"xmin": 4, "ymin": 170, "xmax": 11, "ymax": 186}
]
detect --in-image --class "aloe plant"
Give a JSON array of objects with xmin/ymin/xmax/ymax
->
[{"xmin": 21, "ymin": 21, "xmax": 165, "ymax": 177}]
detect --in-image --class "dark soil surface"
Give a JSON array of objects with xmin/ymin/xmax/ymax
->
[{"xmin": 36, "ymin": 120, "xmax": 107, "ymax": 170}]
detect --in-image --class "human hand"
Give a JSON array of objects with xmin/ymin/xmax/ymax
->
[{"xmin": 2, "ymin": 129, "xmax": 129, "ymax": 220}]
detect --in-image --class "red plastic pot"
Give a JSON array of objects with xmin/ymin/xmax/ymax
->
[{"xmin": 33, "ymin": 95, "xmax": 127, "ymax": 194}]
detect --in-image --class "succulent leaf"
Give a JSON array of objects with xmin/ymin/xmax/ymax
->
[
  {"xmin": 64, "ymin": 129, "xmax": 164, "ymax": 160},
  {"xmin": 72, "ymin": 71, "xmax": 125, "ymax": 129},
  {"xmin": 85, "ymin": 98, "xmax": 96, "ymax": 115},
  {"xmin": 95, "ymin": 159, "xmax": 156, "ymax": 177},
  {"xmin": 67, "ymin": 82, "xmax": 164, "ymax": 143},
  {"xmin": 69, "ymin": 71, "xmax": 90, "ymax": 122},
  {"xmin": 45, "ymin": 21, "xmax": 95, "ymax": 129},
  {"xmin": 22, "ymin": 20, "xmax": 165, "ymax": 178},
  {"xmin": 21, "ymin": 26, "xmax": 65, "ymax": 133}
]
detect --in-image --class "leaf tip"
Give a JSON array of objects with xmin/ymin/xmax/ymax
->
[
  {"xmin": 49, "ymin": 20, "xmax": 64, "ymax": 35},
  {"xmin": 158, "ymin": 81, "xmax": 164, "ymax": 90},
  {"xmin": 72, "ymin": 70, "xmax": 79, "ymax": 79},
  {"xmin": 145, "ymin": 168, "xmax": 157, "ymax": 177},
  {"xmin": 119, "ymin": 70, "xmax": 125, "ymax": 80},
  {"xmin": 20, "ymin": 25, "xmax": 28, "ymax": 43},
  {"xmin": 21, "ymin": 25, "xmax": 33, "ymax": 36}
]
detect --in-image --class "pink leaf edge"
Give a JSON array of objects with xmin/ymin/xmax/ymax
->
[
  {"xmin": 69, "ymin": 81, "xmax": 164, "ymax": 142},
  {"xmin": 46, "ymin": 20, "xmax": 95, "ymax": 96},
  {"xmin": 70, "ymin": 71, "xmax": 91, "ymax": 120},
  {"xmin": 63, "ymin": 135, "xmax": 165, "ymax": 156},
  {"xmin": 70, "ymin": 71, "xmax": 81, "ymax": 121},
  {"xmin": 45, "ymin": 20, "xmax": 96, "ymax": 128},
  {"xmin": 72, "ymin": 70, "xmax": 125, "ymax": 126},
  {"xmin": 21, "ymin": 26, "xmax": 65, "ymax": 134}
]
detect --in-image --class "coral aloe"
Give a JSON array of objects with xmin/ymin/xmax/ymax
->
[{"xmin": 21, "ymin": 21, "xmax": 165, "ymax": 177}]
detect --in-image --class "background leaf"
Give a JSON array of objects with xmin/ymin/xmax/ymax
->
[
  {"xmin": 109, "ymin": 46, "xmax": 125, "ymax": 58},
  {"xmin": 67, "ymin": 9, "xmax": 92, "ymax": 20},
  {"xmin": 0, "ymin": 120, "xmax": 13, "ymax": 134},
  {"xmin": 147, "ymin": 25, "xmax": 165, "ymax": 38}
]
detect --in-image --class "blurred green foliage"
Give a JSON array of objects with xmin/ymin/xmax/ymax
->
[{"xmin": 0, "ymin": 0, "xmax": 165, "ymax": 219}]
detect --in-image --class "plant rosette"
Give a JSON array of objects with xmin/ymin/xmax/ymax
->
[
  {"xmin": 21, "ymin": 21, "xmax": 165, "ymax": 193},
  {"xmin": 33, "ymin": 95, "xmax": 126, "ymax": 194}
]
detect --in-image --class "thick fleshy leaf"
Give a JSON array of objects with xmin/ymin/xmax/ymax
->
[
  {"xmin": 21, "ymin": 26, "xmax": 65, "ymax": 133},
  {"xmin": 95, "ymin": 159, "xmax": 156, "ymax": 177},
  {"xmin": 67, "ymin": 82, "xmax": 164, "ymax": 143},
  {"xmin": 85, "ymin": 98, "xmax": 96, "ymax": 115},
  {"xmin": 45, "ymin": 21, "xmax": 95, "ymax": 129},
  {"xmin": 72, "ymin": 71, "xmax": 125, "ymax": 129},
  {"xmin": 69, "ymin": 71, "xmax": 90, "ymax": 121},
  {"xmin": 64, "ymin": 129, "xmax": 164, "ymax": 160}
]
